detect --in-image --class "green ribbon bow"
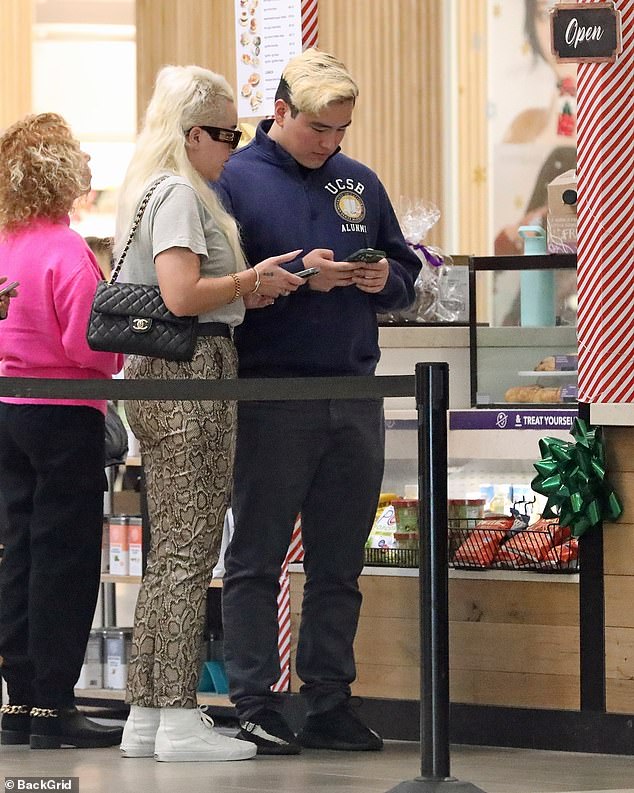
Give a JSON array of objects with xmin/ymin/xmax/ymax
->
[{"xmin": 531, "ymin": 418, "xmax": 622, "ymax": 537}]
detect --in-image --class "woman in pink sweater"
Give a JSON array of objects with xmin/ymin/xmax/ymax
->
[{"xmin": 0, "ymin": 113, "xmax": 123, "ymax": 749}]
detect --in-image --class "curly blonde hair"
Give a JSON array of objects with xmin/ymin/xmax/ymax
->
[{"xmin": 0, "ymin": 113, "xmax": 90, "ymax": 232}]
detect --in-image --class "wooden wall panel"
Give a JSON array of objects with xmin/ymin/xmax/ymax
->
[
  {"xmin": 451, "ymin": 669, "xmax": 580, "ymax": 710},
  {"xmin": 606, "ymin": 627, "xmax": 634, "ymax": 683},
  {"xmin": 0, "ymin": 0, "xmax": 32, "ymax": 129},
  {"xmin": 601, "ymin": 426, "xmax": 634, "ymax": 714},
  {"xmin": 318, "ymin": 0, "xmax": 445, "ymax": 246},
  {"xmin": 456, "ymin": 0, "xmax": 488, "ymax": 256},
  {"xmin": 604, "ymin": 427, "xmax": 634, "ymax": 473},
  {"xmin": 450, "ymin": 622, "xmax": 579, "ymax": 676},
  {"xmin": 604, "ymin": 522, "xmax": 634, "ymax": 576},
  {"xmin": 607, "ymin": 679, "xmax": 634, "ymax": 714},
  {"xmin": 605, "ymin": 575, "xmax": 634, "ymax": 627},
  {"xmin": 290, "ymin": 572, "xmax": 579, "ymax": 708},
  {"xmin": 448, "ymin": 578, "xmax": 579, "ymax": 626},
  {"xmin": 136, "ymin": 0, "xmax": 237, "ymax": 128}
]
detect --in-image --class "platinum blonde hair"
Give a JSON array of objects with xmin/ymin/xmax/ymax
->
[
  {"xmin": 278, "ymin": 49, "xmax": 358, "ymax": 116},
  {"xmin": 115, "ymin": 64, "xmax": 244, "ymax": 268}
]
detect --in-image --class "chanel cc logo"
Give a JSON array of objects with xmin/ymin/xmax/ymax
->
[{"xmin": 130, "ymin": 317, "xmax": 152, "ymax": 333}]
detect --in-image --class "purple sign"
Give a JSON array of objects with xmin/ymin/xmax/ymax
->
[{"xmin": 449, "ymin": 409, "xmax": 577, "ymax": 431}]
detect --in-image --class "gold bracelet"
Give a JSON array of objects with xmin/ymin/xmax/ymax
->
[
  {"xmin": 252, "ymin": 268, "xmax": 261, "ymax": 294},
  {"xmin": 229, "ymin": 273, "xmax": 241, "ymax": 303}
]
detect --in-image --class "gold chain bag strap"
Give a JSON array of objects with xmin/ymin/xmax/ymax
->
[{"xmin": 86, "ymin": 176, "xmax": 197, "ymax": 362}]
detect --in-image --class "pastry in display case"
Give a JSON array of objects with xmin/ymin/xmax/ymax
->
[{"xmin": 468, "ymin": 252, "xmax": 577, "ymax": 407}]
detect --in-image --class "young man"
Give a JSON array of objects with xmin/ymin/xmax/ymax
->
[{"xmin": 215, "ymin": 49, "xmax": 420, "ymax": 755}]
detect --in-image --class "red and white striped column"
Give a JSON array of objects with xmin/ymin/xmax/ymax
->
[
  {"xmin": 577, "ymin": 0, "xmax": 634, "ymax": 402},
  {"xmin": 272, "ymin": 515, "xmax": 304, "ymax": 692},
  {"xmin": 301, "ymin": 0, "xmax": 319, "ymax": 49}
]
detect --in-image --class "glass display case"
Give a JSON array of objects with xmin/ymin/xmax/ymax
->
[{"xmin": 469, "ymin": 253, "xmax": 577, "ymax": 407}]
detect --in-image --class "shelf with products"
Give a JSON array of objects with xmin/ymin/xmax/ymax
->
[
  {"xmin": 468, "ymin": 253, "xmax": 577, "ymax": 408},
  {"xmin": 378, "ymin": 407, "xmax": 579, "ymax": 576}
]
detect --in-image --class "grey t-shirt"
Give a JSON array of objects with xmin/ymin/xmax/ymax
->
[{"xmin": 118, "ymin": 174, "xmax": 245, "ymax": 326}]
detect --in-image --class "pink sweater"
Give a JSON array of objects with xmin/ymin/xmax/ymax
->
[{"xmin": 0, "ymin": 217, "xmax": 123, "ymax": 414}]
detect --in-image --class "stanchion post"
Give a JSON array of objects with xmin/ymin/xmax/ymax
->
[{"xmin": 385, "ymin": 362, "xmax": 487, "ymax": 793}]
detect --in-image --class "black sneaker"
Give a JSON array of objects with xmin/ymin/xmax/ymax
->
[
  {"xmin": 236, "ymin": 708, "xmax": 301, "ymax": 755},
  {"xmin": 298, "ymin": 700, "xmax": 383, "ymax": 751}
]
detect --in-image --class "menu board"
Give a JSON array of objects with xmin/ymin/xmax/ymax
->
[{"xmin": 235, "ymin": 0, "xmax": 302, "ymax": 118}]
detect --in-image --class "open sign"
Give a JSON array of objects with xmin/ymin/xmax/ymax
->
[{"xmin": 551, "ymin": 2, "xmax": 622, "ymax": 63}]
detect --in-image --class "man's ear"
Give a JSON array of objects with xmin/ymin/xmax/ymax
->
[{"xmin": 273, "ymin": 99, "xmax": 291, "ymax": 126}]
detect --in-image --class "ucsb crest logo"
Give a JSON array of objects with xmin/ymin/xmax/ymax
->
[
  {"xmin": 324, "ymin": 178, "xmax": 367, "ymax": 232},
  {"xmin": 130, "ymin": 317, "xmax": 152, "ymax": 333}
]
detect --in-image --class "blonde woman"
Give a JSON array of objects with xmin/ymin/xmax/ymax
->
[
  {"xmin": 116, "ymin": 64, "xmax": 302, "ymax": 763},
  {"xmin": 0, "ymin": 113, "xmax": 123, "ymax": 749}
]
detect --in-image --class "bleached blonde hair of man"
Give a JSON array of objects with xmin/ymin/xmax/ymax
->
[
  {"xmin": 114, "ymin": 64, "xmax": 245, "ymax": 269},
  {"xmin": 281, "ymin": 49, "xmax": 358, "ymax": 116}
]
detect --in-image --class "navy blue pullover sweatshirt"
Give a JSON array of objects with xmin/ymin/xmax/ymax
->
[{"xmin": 214, "ymin": 119, "xmax": 421, "ymax": 378}]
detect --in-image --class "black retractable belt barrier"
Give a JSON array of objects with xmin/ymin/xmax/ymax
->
[
  {"xmin": 0, "ymin": 374, "xmax": 413, "ymax": 402},
  {"xmin": 386, "ymin": 363, "xmax": 486, "ymax": 793},
  {"xmin": 0, "ymin": 366, "xmax": 487, "ymax": 791}
]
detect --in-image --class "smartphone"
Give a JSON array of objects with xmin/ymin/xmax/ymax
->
[
  {"xmin": 297, "ymin": 267, "xmax": 320, "ymax": 278},
  {"xmin": 0, "ymin": 280, "xmax": 19, "ymax": 297},
  {"xmin": 345, "ymin": 248, "xmax": 386, "ymax": 263}
]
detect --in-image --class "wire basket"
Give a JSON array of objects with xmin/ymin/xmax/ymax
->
[
  {"xmin": 364, "ymin": 519, "xmax": 578, "ymax": 573},
  {"xmin": 449, "ymin": 519, "xmax": 578, "ymax": 573},
  {"xmin": 364, "ymin": 547, "xmax": 419, "ymax": 568}
]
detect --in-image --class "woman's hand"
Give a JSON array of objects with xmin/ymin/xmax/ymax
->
[
  {"xmin": 244, "ymin": 292, "xmax": 275, "ymax": 309},
  {"xmin": 254, "ymin": 250, "xmax": 304, "ymax": 298}
]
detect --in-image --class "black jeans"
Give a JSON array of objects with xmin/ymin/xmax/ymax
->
[
  {"xmin": 223, "ymin": 398, "xmax": 384, "ymax": 720},
  {"xmin": 0, "ymin": 403, "xmax": 105, "ymax": 709}
]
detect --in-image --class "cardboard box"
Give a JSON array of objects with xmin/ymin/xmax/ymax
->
[{"xmin": 547, "ymin": 169, "xmax": 577, "ymax": 253}]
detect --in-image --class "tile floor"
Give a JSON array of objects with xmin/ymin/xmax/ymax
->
[{"xmin": 2, "ymin": 725, "xmax": 634, "ymax": 793}]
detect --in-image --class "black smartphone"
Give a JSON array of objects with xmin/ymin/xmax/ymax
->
[
  {"xmin": 345, "ymin": 248, "xmax": 386, "ymax": 263},
  {"xmin": 0, "ymin": 280, "xmax": 19, "ymax": 297},
  {"xmin": 297, "ymin": 267, "xmax": 320, "ymax": 278}
]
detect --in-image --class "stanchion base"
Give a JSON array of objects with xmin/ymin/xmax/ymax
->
[{"xmin": 385, "ymin": 778, "xmax": 488, "ymax": 793}]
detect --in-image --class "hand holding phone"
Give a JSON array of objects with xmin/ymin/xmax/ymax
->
[
  {"xmin": 345, "ymin": 248, "xmax": 386, "ymax": 263},
  {"xmin": 296, "ymin": 267, "xmax": 320, "ymax": 279},
  {"xmin": 0, "ymin": 280, "xmax": 19, "ymax": 298}
]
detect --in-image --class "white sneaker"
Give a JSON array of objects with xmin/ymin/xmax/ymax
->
[
  {"xmin": 154, "ymin": 706, "xmax": 257, "ymax": 762},
  {"xmin": 121, "ymin": 705, "xmax": 160, "ymax": 758}
]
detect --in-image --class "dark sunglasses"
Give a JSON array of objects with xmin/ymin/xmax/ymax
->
[{"xmin": 188, "ymin": 125, "xmax": 242, "ymax": 149}]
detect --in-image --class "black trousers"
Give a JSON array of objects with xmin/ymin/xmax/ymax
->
[
  {"xmin": 223, "ymin": 398, "xmax": 385, "ymax": 720},
  {"xmin": 0, "ymin": 403, "xmax": 105, "ymax": 709}
]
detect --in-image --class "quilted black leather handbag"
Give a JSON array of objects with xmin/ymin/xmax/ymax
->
[{"xmin": 86, "ymin": 176, "xmax": 197, "ymax": 362}]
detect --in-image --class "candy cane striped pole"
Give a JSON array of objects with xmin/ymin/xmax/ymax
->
[
  {"xmin": 577, "ymin": 0, "xmax": 634, "ymax": 402},
  {"xmin": 272, "ymin": 515, "xmax": 304, "ymax": 692},
  {"xmin": 302, "ymin": 0, "xmax": 319, "ymax": 49}
]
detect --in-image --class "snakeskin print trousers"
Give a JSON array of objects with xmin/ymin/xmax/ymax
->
[{"xmin": 123, "ymin": 336, "xmax": 237, "ymax": 707}]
